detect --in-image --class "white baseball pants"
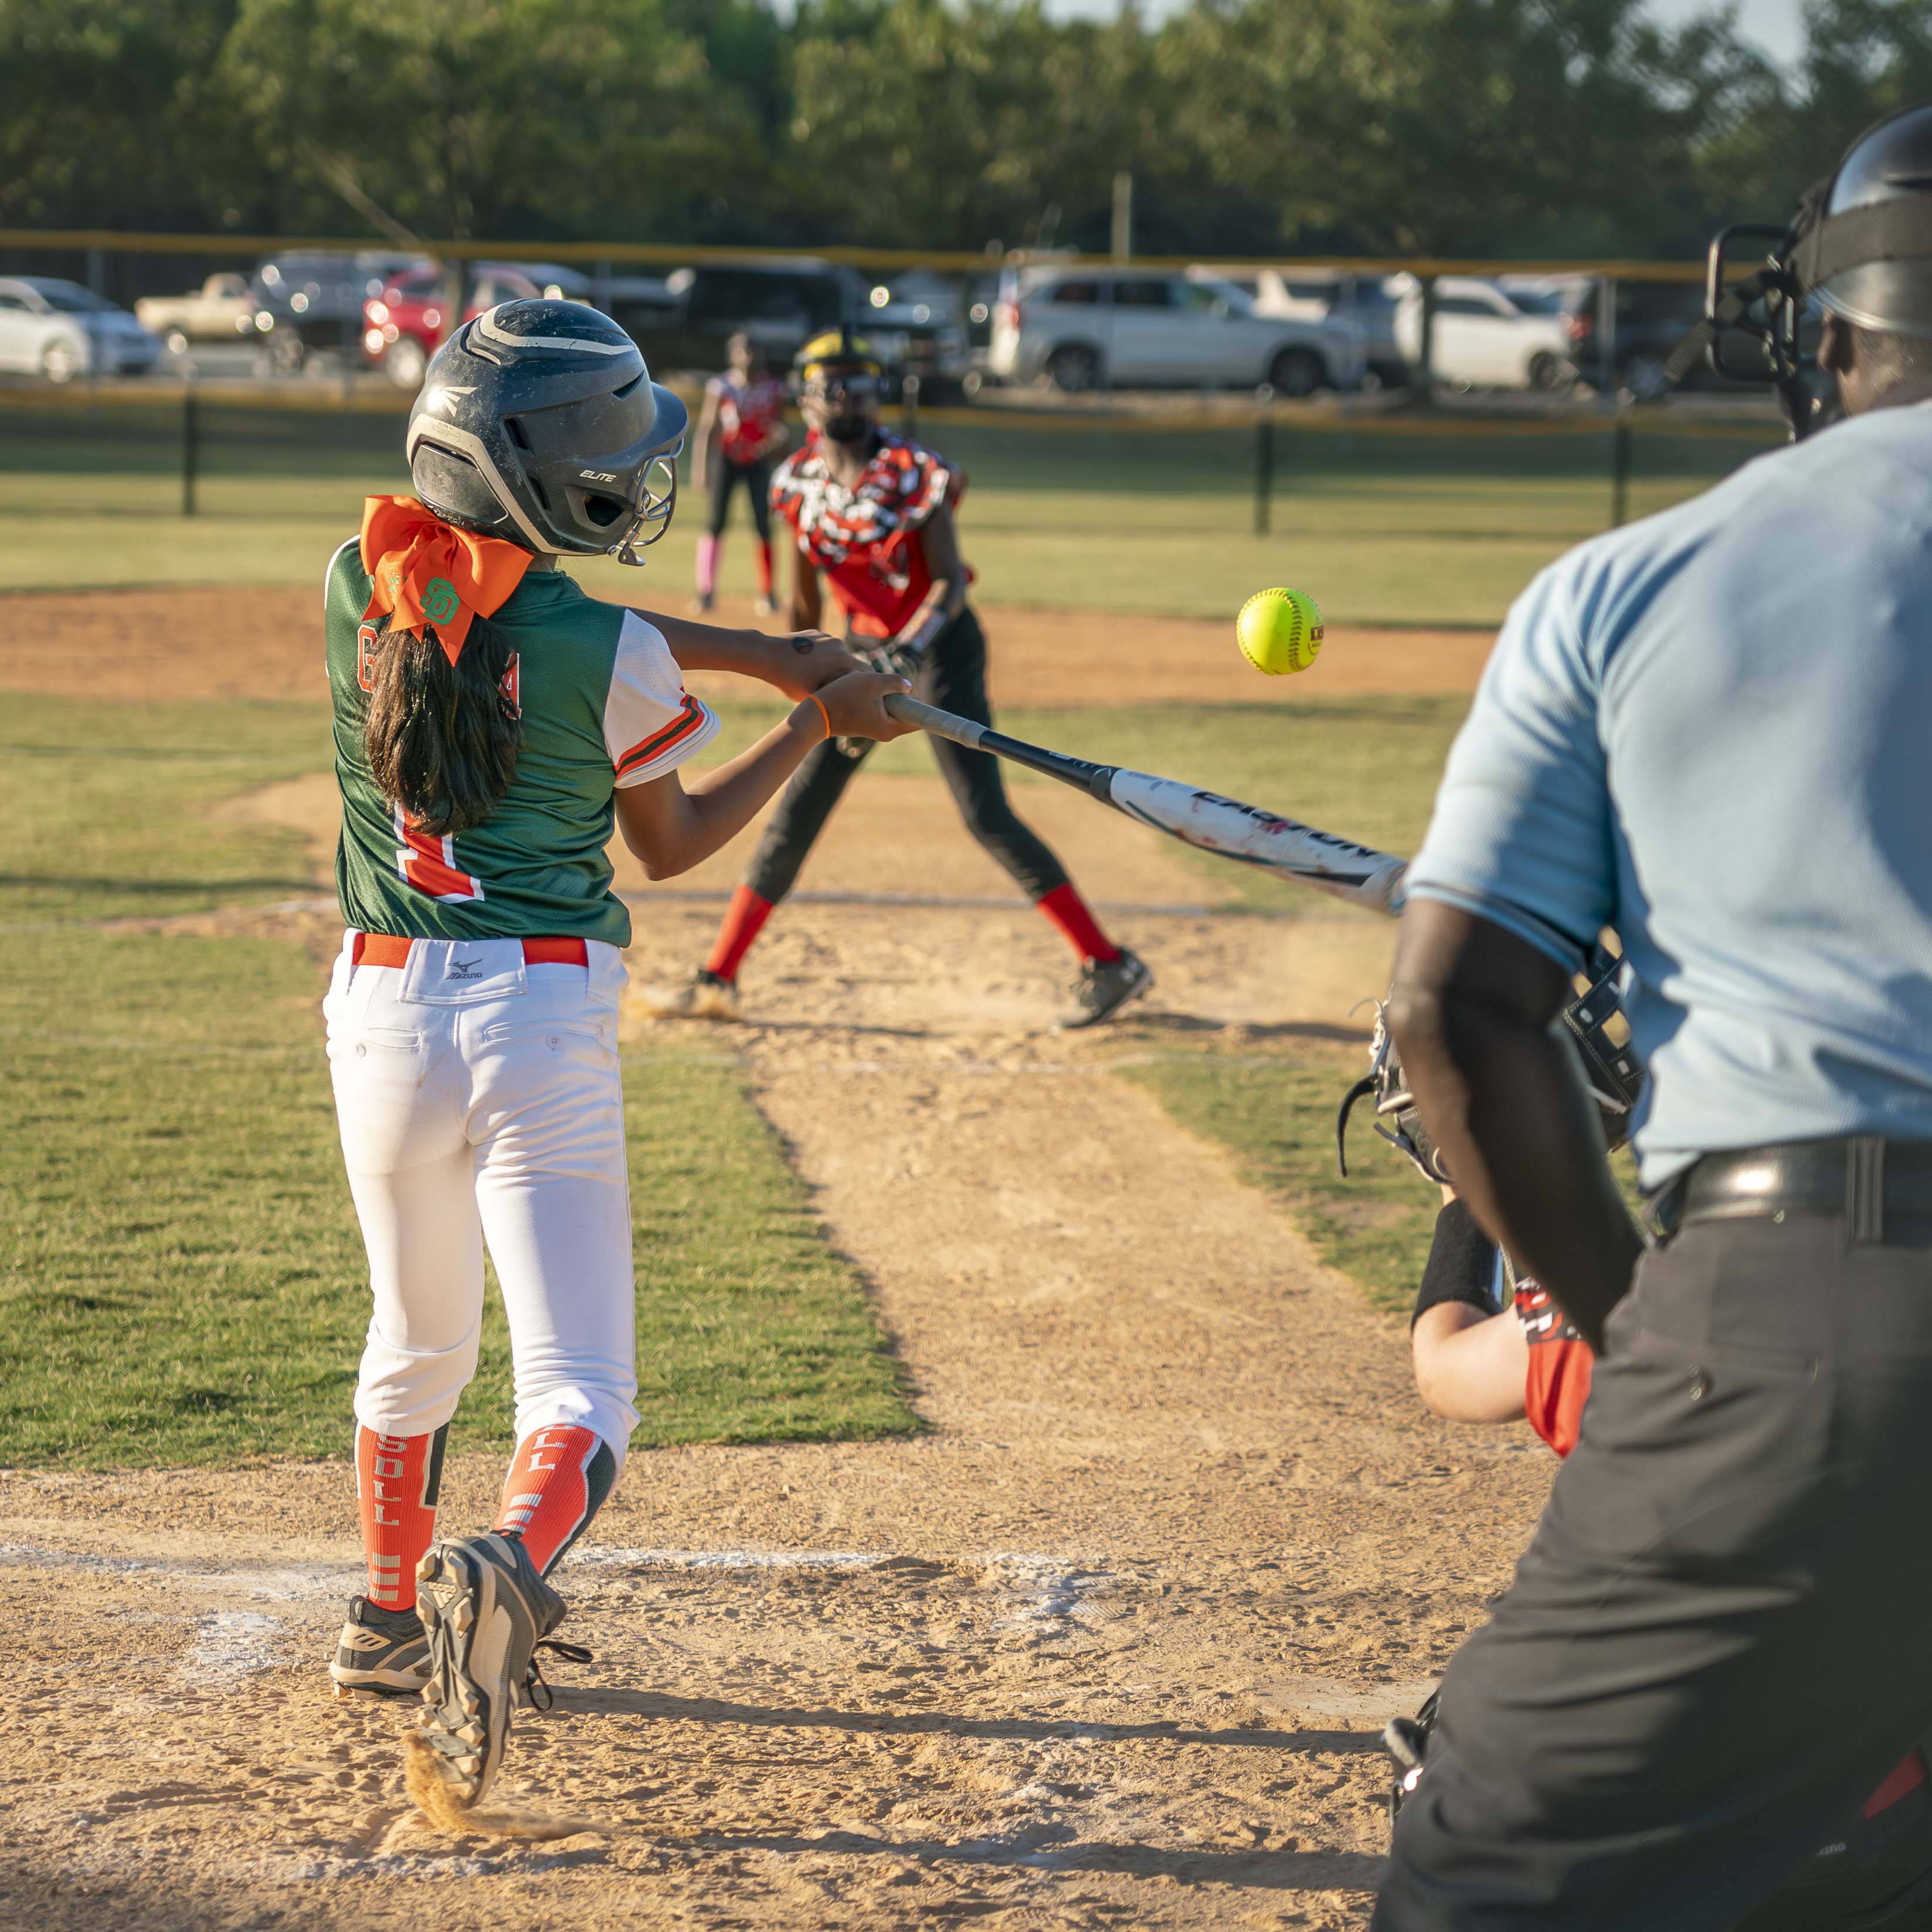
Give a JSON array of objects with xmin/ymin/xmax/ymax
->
[{"xmin": 324, "ymin": 932, "xmax": 639, "ymax": 1461}]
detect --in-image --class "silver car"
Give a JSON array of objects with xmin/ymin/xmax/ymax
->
[
  {"xmin": 0, "ymin": 277, "xmax": 161, "ymax": 383},
  {"xmin": 989, "ymin": 266, "xmax": 1366, "ymax": 396}
]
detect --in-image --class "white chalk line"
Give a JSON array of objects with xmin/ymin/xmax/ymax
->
[
  {"xmin": 0, "ymin": 1538, "xmax": 896, "ymax": 1591},
  {"xmin": 2, "ymin": 1538, "xmax": 1112, "ymax": 1608}
]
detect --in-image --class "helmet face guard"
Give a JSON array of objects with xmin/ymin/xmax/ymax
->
[
  {"xmin": 608, "ymin": 453, "xmax": 681, "ymax": 567},
  {"xmin": 1683, "ymin": 101, "xmax": 1932, "ymax": 439}
]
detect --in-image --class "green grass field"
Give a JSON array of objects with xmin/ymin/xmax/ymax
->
[
  {"xmin": 0, "ymin": 681, "xmax": 1462, "ymax": 1465},
  {"xmin": 0, "ymin": 694, "xmax": 914, "ymax": 1466},
  {"xmin": 0, "ymin": 393, "xmax": 1781, "ymax": 625},
  {"xmin": 0, "ymin": 388, "xmax": 1632, "ymax": 1464}
]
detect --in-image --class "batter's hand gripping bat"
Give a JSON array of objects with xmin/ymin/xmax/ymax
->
[{"xmin": 881, "ymin": 694, "xmax": 1410, "ymax": 916}]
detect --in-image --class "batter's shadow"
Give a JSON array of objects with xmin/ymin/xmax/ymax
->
[
  {"xmin": 554, "ymin": 1684, "xmax": 1386, "ymax": 1758},
  {"xmin": 694, "ymin": 1821, "xmax": 1387, "ymax": 1894}
]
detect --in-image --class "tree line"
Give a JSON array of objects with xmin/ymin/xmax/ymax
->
[{"xmin": 5, "ymin": 0, "xmax": 1932, "ymax": 263}]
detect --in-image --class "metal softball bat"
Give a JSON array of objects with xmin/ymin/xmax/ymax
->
[{"xmin": 881, "ymin": 693, "xmax": 1410, "ymax": 916}]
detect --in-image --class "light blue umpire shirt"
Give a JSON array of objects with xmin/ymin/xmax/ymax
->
[{"xmin": 1407, "ymin": 401, "xmax": 1932, "ymax": 1189}]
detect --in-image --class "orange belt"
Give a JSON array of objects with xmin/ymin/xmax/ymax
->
[{"xmin": 351, "ymin": 932, "xmax": 589, "ymax": 969}]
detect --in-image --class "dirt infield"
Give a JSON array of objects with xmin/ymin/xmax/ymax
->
[
  {"xmin": 0, "ymin": 905, "xmax": 1552, "ymax": 1930},
  {"xmin": 0, "ymin": 595, "xmax": 1547, "ymax": 1930},
  {"xmin": 12, "ymin": 584, "xmax": 1492, "ymax": 709}
]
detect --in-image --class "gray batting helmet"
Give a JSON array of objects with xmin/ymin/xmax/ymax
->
[{"xmin": 405, "ymin": 299, "xmax": 687, "ymax": 564}]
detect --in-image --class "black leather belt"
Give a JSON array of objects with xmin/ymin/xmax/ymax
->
[{"xmin": 1647, "ymin": 1136, "xmax": 1932, "ymax": 1244}]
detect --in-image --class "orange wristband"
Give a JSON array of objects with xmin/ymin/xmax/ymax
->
[{"xmin": 807, "ymin": 693, "xmax": 833, "ymax": 741}]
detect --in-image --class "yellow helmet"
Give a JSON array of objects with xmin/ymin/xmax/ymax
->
[{"xmin": 794, "ymin": 328, "xmax": 884, "ymax": 385}]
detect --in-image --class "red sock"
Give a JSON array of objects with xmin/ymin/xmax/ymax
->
[
  {"xmin": 755, "ymin": 539, "xmax": 775, "ymax": 599},
  {"xmin": 1035, "ymin": 882, "xmax": 1120, "ymax": 964},
  {"xmin": 494, "ymin": 1426, "xmax": 616, "ymax": 1576},
  {"xmin": 356, "ymin": 1424, "xmax": 446, "ymax": 1613},
  {"xmin": 705, "ymin": 885, "xmax": 774, "ymax": 982}
]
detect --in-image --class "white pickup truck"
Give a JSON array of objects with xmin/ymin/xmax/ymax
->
[{"xmin": 134, "ymin": 274, "xmax": 256, "ymax": 350}]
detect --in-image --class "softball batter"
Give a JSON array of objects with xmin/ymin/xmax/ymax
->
[
  {"xmin": 656, "ymin": 331, "xmax": 1149, "ymax": 1030},
  {"xmin": 321, "ymin": 298, "xmax": 909, "ymax": 1811}
]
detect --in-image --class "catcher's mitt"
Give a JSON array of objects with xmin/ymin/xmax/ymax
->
[{"xmin": 1336, "ymin": 942, "xmax": 1644, "ymax": 1184}]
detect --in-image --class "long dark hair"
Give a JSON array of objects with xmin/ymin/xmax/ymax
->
[{"xmin": 362, "ymin": 613, "xmax": 522, "ymax": 836}]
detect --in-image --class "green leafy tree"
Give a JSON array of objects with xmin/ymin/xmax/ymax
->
[
  {"xmin": 782, "ymin": 0, "xmax": 1169, "ymax": 250},
  {"xmin": 0, "ymin": 1, "xmax": 249, "ymax": 228},
  {"xmin": 1155, "ymin": 0, "xmax": 1768, "ymax": 257},
  {"xmin": 212, "ymin": 0, "xmax": 769, "ymax": 240}
]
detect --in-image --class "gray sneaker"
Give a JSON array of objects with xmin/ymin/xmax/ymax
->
[
  {"xmin": 411, "ymin": 1532, "xmax": 568, "ymax": 1807},
  {"xmin": 330, "ymin": 1595, "xmax": 431, "ymax": 1698},
  {"xmin": 1058, "ymin": 948, "xmax": 1152, "ymax": 1030}
]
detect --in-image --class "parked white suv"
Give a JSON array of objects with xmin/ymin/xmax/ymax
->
[
  {"xmin": 0, "ymin": 277, "xmax": 161, "ymax": 383},
  {"xmin": 1197, "ymin": 266, "xmax": 1410, "ymax": 388},
  {"xmin": 989, "ymin": 267, "xmax": 1366, "ymax": 396},
  {"xmin": 1391, "ymin": 276, "xmax": 1574, "ymax": 392}
]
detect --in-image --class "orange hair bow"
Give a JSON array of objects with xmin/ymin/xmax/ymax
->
[{"xmin": 359, "ymin": 495, "xmax": 535, "ymax": 667}]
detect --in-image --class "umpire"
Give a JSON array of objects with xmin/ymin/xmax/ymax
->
[{"xmin": 1380, "ymin": 104, "xmax": 1932, "ymax": 1928}]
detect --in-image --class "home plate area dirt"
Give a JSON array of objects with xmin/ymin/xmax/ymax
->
[{"xmin": 0, "ymin": 588, "xmax": 1554, "ymax": 1931}]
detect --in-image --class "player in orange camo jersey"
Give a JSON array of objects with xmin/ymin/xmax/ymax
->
[{"xmin": 655, "ymin": 330, "xmax": 1150, "ymax": 1032}]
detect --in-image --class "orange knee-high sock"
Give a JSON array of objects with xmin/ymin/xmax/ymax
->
[
  {"xmin": 705, "ymin": 885, "xmax": 775, "ymax": 983},
  {"xmin": 494, "ymin": 1426, "xmax": 618, "ymax": 1576},
  {"xmin": 356, "ymin": 1424, "xmax": 447, "ymax": 1613},
  {"xmin": 755, "ymin": 539, "xmax": 775, "ymax": 599},
  {"xmin": 1034, "ymin": 882, "xmax": 1121, "ymax": 964}
]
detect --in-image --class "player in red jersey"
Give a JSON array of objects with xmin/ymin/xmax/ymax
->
[
  {"xmin": 690, "ymin": 332, "xmax": 790, "ymax": 617},
  {"xmin": 654, "ymin": 331, "xmax": 1149, "ymax": 1031}
]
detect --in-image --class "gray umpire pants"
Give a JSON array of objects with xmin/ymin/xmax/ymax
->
[{"xmin": 1376, "ymin": 1209, "xmax": 1932, "ymax": 1930}]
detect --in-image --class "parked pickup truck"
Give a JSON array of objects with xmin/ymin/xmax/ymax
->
[{"xmin": 134, "ymin": 274, "xmax": 255, "ymax": 351}]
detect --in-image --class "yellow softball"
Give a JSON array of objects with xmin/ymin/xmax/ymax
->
[{"xmin": 1236, "ymin": 586, "xmax": 1324, "ymax": 677}]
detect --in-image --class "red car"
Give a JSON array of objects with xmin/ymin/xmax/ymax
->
[{"xmin": 362, "ymin": 263, "xmax": 563, "ymax": 387}]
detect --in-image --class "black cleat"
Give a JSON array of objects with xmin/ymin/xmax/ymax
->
[
  {"xmin": 1057, "ymin": 948, "xmax": 1152, "ymax": 1030},
  {"xmin": 330, "ymin": 1594, "xmax": 432, "ymax": 1698}
]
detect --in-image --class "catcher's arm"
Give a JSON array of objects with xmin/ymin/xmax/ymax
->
[
  {"xmin": 1387, "ymin": 902, "xmax": 1641, "ymax": 1354},
  {"xmin": 1409, "ymin": 1195, "xmax": 1528, "ymax": 1423},
  {"xmin": 1414, "ymin": 1304, "xmax": 1529, "ymax": 1423}
]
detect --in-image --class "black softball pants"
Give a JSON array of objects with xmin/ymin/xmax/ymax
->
[
  {"xmin": 1376, "ymin": 1200, "xmax": 1932, "ymax": 1930},
  {"xmin": 708, "ymin": 454, "xmax": 773, "ymax": 540},
  {"xmin": 742, "ymin": 605, "xmax": 1070, "ymax": 907}
]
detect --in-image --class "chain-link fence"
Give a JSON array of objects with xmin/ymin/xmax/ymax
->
[{"xmin": 0, "ymin": 380, "xmax": 1784, "ymax": 626}]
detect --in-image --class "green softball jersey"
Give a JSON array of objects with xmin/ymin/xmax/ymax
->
[{"xmin": 323, "ymin": 536, "xmax": 719, "ymax": 945}]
